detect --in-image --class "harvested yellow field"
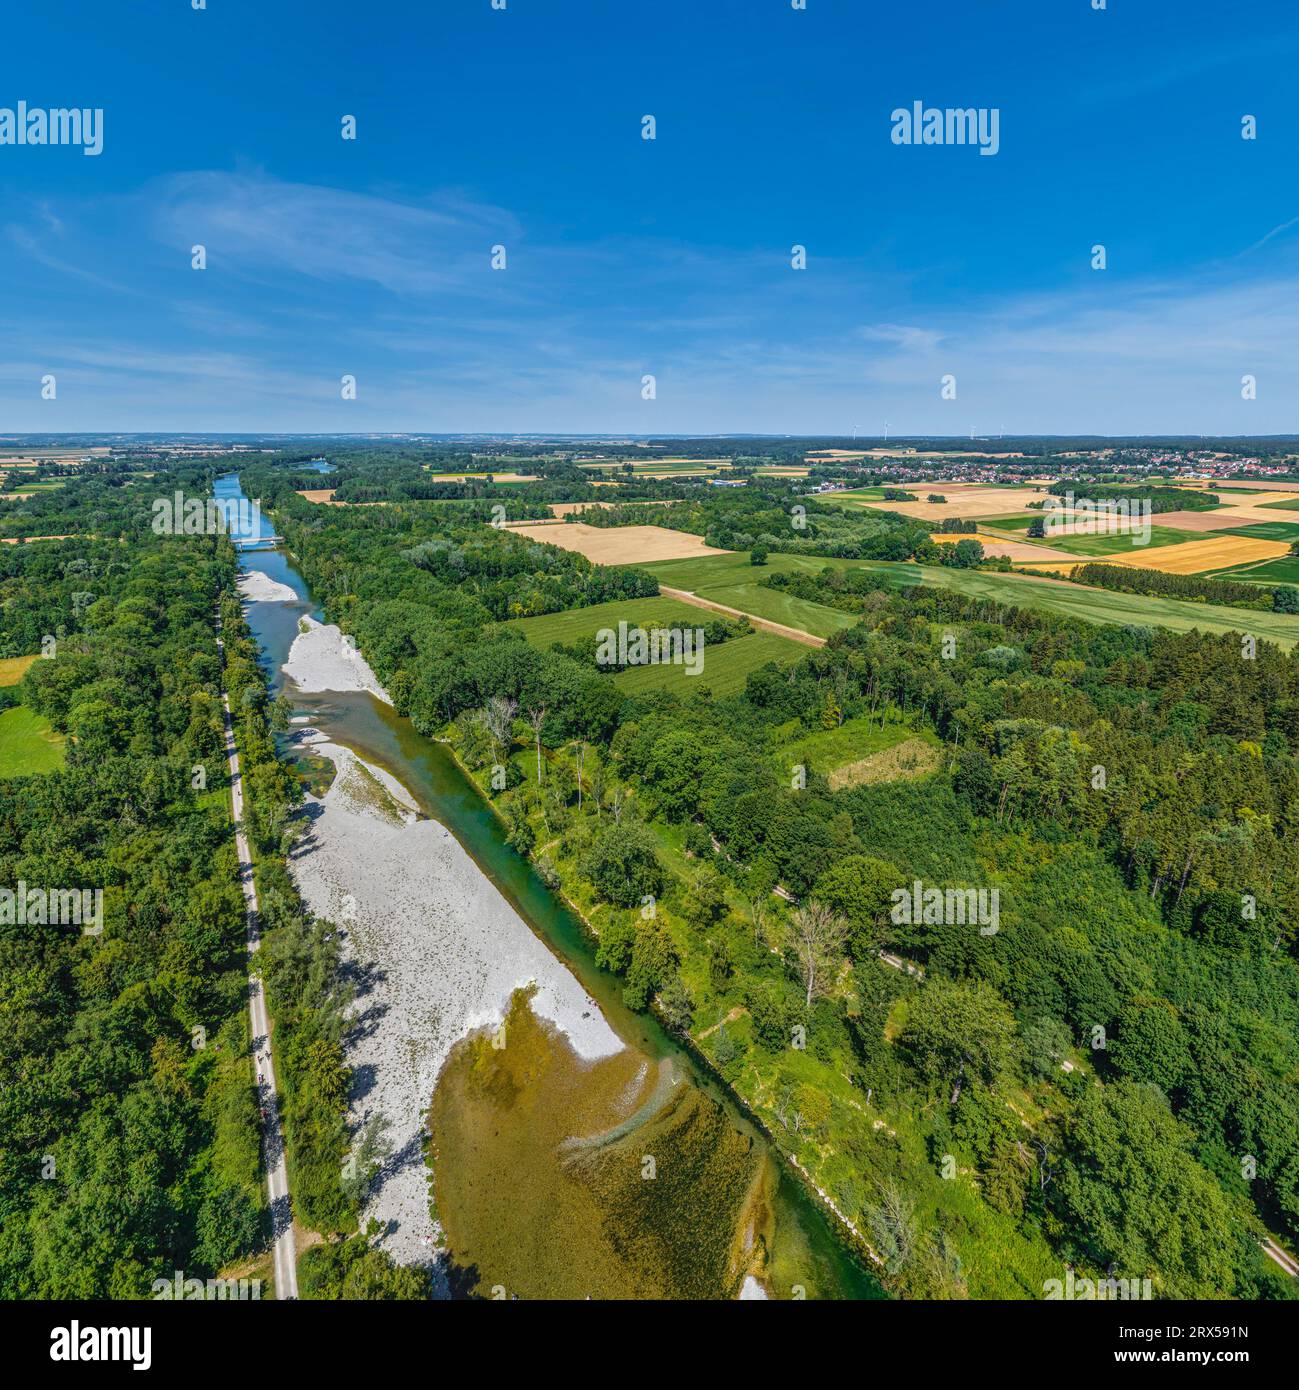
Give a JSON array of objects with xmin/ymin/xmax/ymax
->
[
  {"xmin": 548, "ymin": 500, "xmax": 675, "ymax": 516},
  {"xmin": 0, "ymin": 654, "xmax": 40, "ymax": 686},
  {"xmin": 294, "ymin": 490, "xmax": 388, "ymax": 507},
  {"xmin": 505, "ymin": 522, "xmax": 728, "ymax": 564},
  {"xmin": 931, "ymin": 533, "xmax": 1079, "ymax": 561},
  {"xmin": 859, "ymin": 483, "xmax": 1045, "ymax": 521},
  {"xmin": 425, "ymin": 472, "xmax": 539, "ymax": 483},
  {"xmin": 1015, "ymin": 536, "xmax": 1291, "ymax": 575}
]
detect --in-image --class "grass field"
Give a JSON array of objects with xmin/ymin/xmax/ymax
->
[
  {"xmin": 1222, "ymin": 522, "xmax": 1299, "ymax": 541},
  {"xmin": 0, "ymin": 654, "xmax": 39, "ymax": 686},
  {"xmin": 893, "ymin": 563, "xmax": 1299, "ymax": 647},
  {"xmin": 612, "ymin": 631, "xmax": 803, "ymax": 696},
  {"xmin": 628, "ymin": 552, "xmax": 864, "ymax": 638},
  {"xmin": 1258, "ymin": 498, "xmax": 1299, "ymax": 512},
  {"xmin": 977, "ymin": 521, "xmax": 1202, "ymax": 556},
  {"xmin": 682, "ymin": 582, "xmax": 859, "ymax": 639},
  {"xmin": 1207, "ymin": 556, "xmax": 1299, "ymax": 586},
  {"xmin": 630, "ymin": 551, "xmax": 866, "ymax": 589},
  {"xmin": 0, "ymin": 705, "xmax": 66, "ymax": 775},
  {"xmin": 502, "ymin": 595, "xmax": 719, "ymax": 646}
]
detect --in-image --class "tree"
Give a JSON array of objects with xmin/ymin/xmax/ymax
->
[
  {"xmin": 1022, "ymin": 1015, "xmax": 1073, "ymax": 1078},
  {"xmin": 480, "ymin": 694, "xmax": 517, "ymax": 763},
  {"xmin": 525, "ymin": 703, "xmax": 548, "ymax": 786},
  {"xmin": 1110, "ymin": 996, "xmax": 1190, "ymax": 1095},
  {"xmin": 1052, "ymin": 1082, "xmax": 1238, "ymax": 1298},
  {"xmin": 1272, "ymin": 585, "xmax": 1299, "ymax": 614},
  {"xmin": 750, "ymin": 546, "xmax": 768, "ymax": 565},
  {"xmin": 898, "ymin": 978, "xmax": 1018, "ymax": 1101},
  {"xmin": 789, "ymin": 899, "xmax": 849, "ymax": 1008},
  {"xmin": 624, "ymin": 922, "xmax": 676, "ymax": 1010},
  {"xmin": 684, "ymin": 865, "xmax": 729, "ymax": 931},
  {"xmin": 812, "ymin": 854, "xmax": 900, "ymax": 962},
  {"xmin": 947, "ymin": 538, "xmax": 984, "ymax": 568},
  {"xmin": 658, "ymin": 973, "xmax": 694, "ymax": 1032},
  {"xmin": 865, "ymin": 1180, "xmax": 916, "ymax": 1276},
  {"xmin": 579, "ymin": 821, "xmax": 664, "ymax": 908},
  {"xmin": 742, "ymin": 859, "xmax": 776, "ymax": 941}
]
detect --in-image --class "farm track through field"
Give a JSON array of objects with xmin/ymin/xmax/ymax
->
[{"xmin": 658, "ymin": 585, "xmax": 826, "ymax": 647}]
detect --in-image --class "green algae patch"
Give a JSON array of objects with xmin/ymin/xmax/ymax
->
[{"xmin": 429, "ymin": 988, "xmax": 772, "ymax": 1299}]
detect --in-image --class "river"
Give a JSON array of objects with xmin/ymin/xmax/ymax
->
[{"xmin": 216, "ymin": 472, "xmax": 881, "ymax": 1300}]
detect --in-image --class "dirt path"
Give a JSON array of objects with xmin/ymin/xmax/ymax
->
[
  {"xmin": 217, "ymin": 613, "xmax": 299, "ymax": 1300},
  {"xmin": 658, "ymin": 585, "xmax": 826, "ymax": 647}
]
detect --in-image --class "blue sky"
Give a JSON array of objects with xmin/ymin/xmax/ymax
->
[{"xmin": 1, "ymin": 0, "xmax": 1297, "ymax": 435}]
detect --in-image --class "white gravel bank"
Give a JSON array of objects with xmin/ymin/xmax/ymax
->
[
  {"xmin": 286, "ymin": 730, "xmax": 624, "ymax": 1269},
  {"xmin": 236, "ymin": 570, "xmax": 298, "ymax": 603},
  {"xmin": 283, "ymin": 615, "xmax": 393, "ymax": 703}
]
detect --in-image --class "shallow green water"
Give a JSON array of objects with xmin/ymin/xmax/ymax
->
[{"xmin": 219, "ymin": 474, "xmax": 881, "ymax": 1299}]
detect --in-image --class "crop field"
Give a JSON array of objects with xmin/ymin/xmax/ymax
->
[
  {"xmin": 933, "ymin": 534, "xmax": 1079, "ymax": 561},
  {"xmin": 0, "ymin": 705, "xmax": 66, "ymax": 776},
  {"xmin": 0, "ymin": 654, "xmax": 39, "ymax": 686},
  {"xmin": 1017, "ymin": 535, "xmax": 1292, "ymax": 575},
  {"xmin": 502, "ymin": 595, "xmax": 718, "ymax": 646},
  {"xmin": 820, "ymin": 484, "xmax": 1043, "ymax": 521},
  {"xmin": 1207, "ymin": 555, "xmax": 1299, "ymax": 586},
  {"xmin": 683, "ymin": 582, "xmax": 858, "ymax": 639},
  {"xmin": 617, "ymin": 548, "xmax": 1299, "ymax": 649},
  {"xmin": 613, "ymin": 630, "xmax": 803, "ymax": 697},
  {"xmin": 1222, "ymin": 521, "xmax": 1299, "ymax": 541},
  {"xmin": 424, "ymin": 471, "xmax": 540, "ymax": 483},
  {"xmin": 1259, "ymin": 497, "xmax": 1299, "ymax": 512},
  {"xmin": 1125, "ymin": 509, "xmax": 1245, "ymax": 532},
  {"xmin": 980, "ymin": 517, "xmax": 1206, "ymax": 552},
  {"xmin": 507, "ymin": 521, "xmax": 728, "ymax": 563},
  {"xmin": 881, "ymin": 562, "xmax": 1299, "ymax": 648}
]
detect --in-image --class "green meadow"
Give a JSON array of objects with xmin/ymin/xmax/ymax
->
[
  {"xmin": 1222, "ymin": 521, "xmax": 1299, "ymax": 541},
  {"xmin": 501, "ymin": 588, "xmax": 808, "ymax": 696},
  {"xmin": 502, "ymin": 595, "xmax": 714, "ymax": 647},
  {"xmin": 776, "ymin": 716, "xmax": 936, "ymax": 777},
  {"xmin": 0, "ymin": 705, "xmax": 67, "ymax": 776},
  {"xmin": 613, "ymin": 631, "xmax": 803, "ymax": 697},
  {"xmin": 980, "ymin": 518, "xmax": 1202, "ymax": 555},
  {"xmin": 1208, "ymin": 555, "xmax": 1299, "ymax": 587}
]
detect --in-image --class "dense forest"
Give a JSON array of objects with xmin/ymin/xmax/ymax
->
[
  {"xmin": 0, "ymin": 519, "xmax": 264, "ymax": 1295},
  {"xmin": 0, "ymin": 473, "xmax": 423, "ymax": 1298}
]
